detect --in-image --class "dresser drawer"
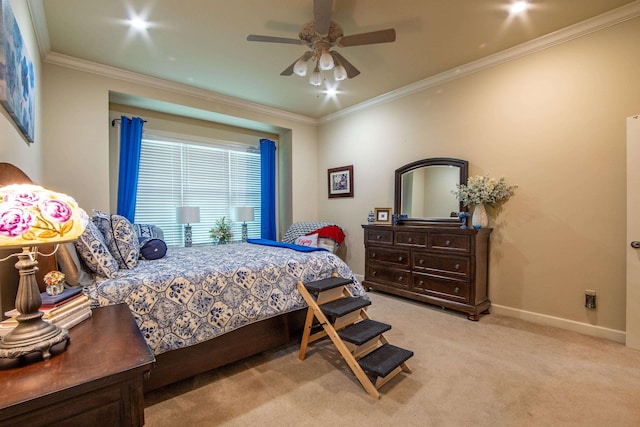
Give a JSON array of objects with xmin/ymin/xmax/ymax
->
[
  {"xmin": 413, "ymin": 252, "xmax": 470, "ymax": 279},
  {"xmin": 366, "ymin": 264, "xmax": 411, "ymax": 290},
  {"xmin": 365, "ymin": 229, "xmax": 393, "ymax": 245},
  {"xmin": 367, "ymin": 246, "xmax": 410, "ymax": 267},
  {"xmin": 395, "ymin": 231, "xmax": 425, "ymax": 246},
  {"xmin": 412, "ymin": 273, "xmax": 469, "ymax": 303},
  {"xmin": 427, "ymin": 233, "xmax": 471, "ymax": 253}
]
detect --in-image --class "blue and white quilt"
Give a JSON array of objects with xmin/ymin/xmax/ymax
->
[{"xmin": 85, "ymin": 243, "xmax": 366, "ymax": 355}]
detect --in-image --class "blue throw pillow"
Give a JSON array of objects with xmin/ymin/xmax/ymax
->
[{"xmin": 140, "ymin": 239, "xmax": 167, "ymax": 260}]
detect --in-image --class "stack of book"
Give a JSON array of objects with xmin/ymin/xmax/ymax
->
[{"xmin": 0, "ymin": 287, "xmax": 92, "ymax": 337}]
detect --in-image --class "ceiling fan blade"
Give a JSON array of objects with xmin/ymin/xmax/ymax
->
[
  {"xmin": 337, "ymin": 28, "xmax": 396, "ymax": 47},
  {"xmin": 330, "ymin": 51, "xmax": 360, "ymax": 79},
  {"xmin": 280, "ymin": 61, "xmax": 296, "ymax": 76},
  {"xmin": 247, "ymin": 34, "xmax": 305, "ymax": 45},
  {"xmin": 314, "ymin": 0, "xmax": 333, "ymax": 35}
]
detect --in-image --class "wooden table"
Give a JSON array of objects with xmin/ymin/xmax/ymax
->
[{"xmin": 0, "ymin": 304, "xmax": 155, "ymax": 426}]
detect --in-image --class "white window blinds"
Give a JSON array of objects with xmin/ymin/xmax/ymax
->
[{"xmin": 134, "ymin": 135, "xmax": 261, "ymax": 246}]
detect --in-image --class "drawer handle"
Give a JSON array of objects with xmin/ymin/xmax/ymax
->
[
  {"xmin": 455, "ymin": 264, "xmax": 460, "ymax": 270},
  {"xmin": 455, "ymin": 287, "xmax": 460, "ymax": 293},
  {"xmin": 418, "ymin": 259, "xmax": 424, "ymax": 265},
  {"xmin": 376, "ymin": 235, "xmax": 382, "ymax": 240},
  {"xmin": 397, "ymin": 276, "xmax": 404, "ymax": 282},
  {"xmin": 372, "ymin": 271, "xmax": 377, "ymax": 276},
  {"xmin": 372, "ymin": 252, "xmax": 377, "ymax": 258},
  {"xmin": 408, "ymin": 237, "xmax": 413, "ymax": 243},
  {"xmin": 445, "ymin": 240, "xmax": 451, "ymax": 246},
  {"xmin": 418, "ymin": 280, "xmax": 424, "ymax": 287},
  {"xmin": 398, "ymin": 256, "xmax": 403, "ymax": 262}
]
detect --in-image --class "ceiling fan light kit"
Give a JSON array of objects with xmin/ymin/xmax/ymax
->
[{"xmin": 247, "ymin": 0, "xmax": 396, "ymax": 87}]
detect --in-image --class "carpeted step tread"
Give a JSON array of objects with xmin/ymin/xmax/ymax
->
[
  {"xmin": 338, "ymin": 319, "xmax": 391, "ymax": 345},
  {"xmin": 304, "ymin": 277, "xmax": 354, "ymax": 293},
  {"xmin": 358, "ymin": 344, "xmax": 413, "ymax": 378},
  {"xmin": 320, "ymin": 297, "xmax": 371, "ymax": 318}
]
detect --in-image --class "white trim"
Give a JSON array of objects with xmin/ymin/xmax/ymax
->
[
  {"xmin": 27, "ymin": 0, "xmax": 49, "ymax": 57},
  {"xmin": 42, "ymin": 51, "xmax": 317, "ymax": 126},
  {"xmin": 491, "ymin": 304, "xmax": 626, "ymax": 344},
  {"xmin": 319, "ymin": 1, "xmax": 640, "ymax": 123}
]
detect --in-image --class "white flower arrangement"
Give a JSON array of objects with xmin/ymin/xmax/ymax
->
[
  {"xmin": 453, "ymin": 175, "xmax": 517, "ymax": 207},
  {"xmin": 209, "ymin": 216, "xmax": 233, "ymax": 243}
]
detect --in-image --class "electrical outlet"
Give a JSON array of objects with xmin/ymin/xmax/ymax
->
[{"xmin": 585, "ymin": 290, "xmax": 596, "ymax": 309}]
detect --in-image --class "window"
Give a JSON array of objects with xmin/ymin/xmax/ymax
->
[{"xmin": 134, "ymin": 133, "xmax": 261, "ymax": 246}]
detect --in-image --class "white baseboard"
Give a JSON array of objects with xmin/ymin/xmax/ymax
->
[
  {"xmin": 488, "ymin": 304, "xmax": 626, "ymax": 344},
  {"xmin": 356, "ymin": 272, "xmax": 627, "ymax": 344}
]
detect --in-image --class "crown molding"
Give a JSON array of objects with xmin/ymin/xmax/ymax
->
[
  {"xmin": 27, "ymin": 0, "xmax": 50, "ymax": 57},
  {"xmin": 319, "ymin": 0, "xmax": 640, "ymax": 124},
  {"xmin": 43, "ymin": 52, "xmax": 318, "ymax": 126}
]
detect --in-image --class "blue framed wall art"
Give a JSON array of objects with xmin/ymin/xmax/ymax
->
[{"xmin": 0, "ymin": 0, "xmax": 35, "ymax": 143}]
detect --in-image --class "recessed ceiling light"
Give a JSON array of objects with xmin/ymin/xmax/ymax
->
[
  {"xmin": 129, "ymin": 17, "xmax": 149, "ymax": 30},
  {"xmin": 509, "ymin": 1, "xmax": 529, "ymax": 15}
]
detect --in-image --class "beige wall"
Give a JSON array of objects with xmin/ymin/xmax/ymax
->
[
  {"xmin": 40, "ymin": 64, "xmax": 319, "ymax": 238},
  {"xmin": 318, "ymin": 18, "xmax": 640, "ymax": 336},
  {"xmin": 0, "ymin": 0, "xmax": 42, "ymax": 182}
]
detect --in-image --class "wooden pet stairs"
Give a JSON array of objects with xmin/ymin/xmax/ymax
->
[{"xmin": 297, "ymin": 276, "xmax": 413, "ymax": 399}]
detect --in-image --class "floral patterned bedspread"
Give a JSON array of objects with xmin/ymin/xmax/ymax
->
[{"xmin": 84, "ymin": 243, "xmax": 366, "ymax": 355}]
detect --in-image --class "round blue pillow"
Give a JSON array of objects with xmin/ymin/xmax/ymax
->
[{"xmin": 140, "ymin": 239, "xmax": 167, "ymax": 260}]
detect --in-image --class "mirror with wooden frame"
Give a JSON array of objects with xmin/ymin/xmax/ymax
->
[{"xmin": 394, "ymin": 157, "xmax": 468, "ymax": 226}]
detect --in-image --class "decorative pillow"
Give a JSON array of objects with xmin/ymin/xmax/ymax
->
[
  {"xmin": 295, "ymin": 233, "xmax": 318, "ymax": 247},
  {"xmin": 140, "ymin": 239, "xmax": 167, "ymax": 260},
  {"xmin": 109, "ymin": 214, "xmax": 140, "ymax": 269},
  {"xmin": 56, "ymin": 242, "xmax": 93, "ymax": 287},
  {"xmin": 317, "ymin": 237, "xmax": 338, "ymax": 253},
  {"xmin": 282, "ymin": 222, "xmax": 334, "ymax": 244},
  {"xmin": 74, "ymin": 220, "xmax": 119, "ymax": 278},
  {"xmin": 134, "ymin": 223, "xmax": 165, "ymax": 246},
  {"xmin": 92, "ymin": 210, "xmax": 139, "ymax": 269}
]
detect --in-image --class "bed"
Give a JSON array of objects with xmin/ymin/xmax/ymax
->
[
  {"xmin": 0, "ymin": 162, "xmax": 365, "ymax": 392},
  {"xmin": 84, "ymin": 241, "xmax": 365, "ymax": 390}
]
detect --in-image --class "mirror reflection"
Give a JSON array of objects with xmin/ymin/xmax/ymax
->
[
  {"xmin": 394, "ymin": 158, "xmax": 468, "ymax": 224},
  {"xmin": 401, "ymin": 165, "xmax": 461, "ymax": 218}
]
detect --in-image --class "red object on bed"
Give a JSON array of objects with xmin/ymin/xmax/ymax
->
[{"xmin": 307, "ymin": 225, "xmax": 345, "ymax": 245}]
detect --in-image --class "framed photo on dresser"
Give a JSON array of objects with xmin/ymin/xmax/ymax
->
[{"xmin": 374, "ymin": 208, "xmax": 392, "ymax": 224}]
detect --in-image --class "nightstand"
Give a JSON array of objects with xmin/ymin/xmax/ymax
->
[{"xmin": 0, "ymin": 303, "xmax": 155, "ymax": 426}]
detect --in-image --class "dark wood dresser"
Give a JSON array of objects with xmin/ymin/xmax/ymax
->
[
  {"xmin": 0, "ymin": 304, "xmax": 155, "ymax": 426},
  {"xmin": 362, "ymin": 224, "xmax": 491, "ymax": 320}
]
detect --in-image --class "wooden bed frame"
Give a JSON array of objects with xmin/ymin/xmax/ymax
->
[{"xmin": 0, "ymin": 162, "xmax": 307, "ymax": 393}]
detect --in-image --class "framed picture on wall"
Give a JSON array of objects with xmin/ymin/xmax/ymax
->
[
  {"xmin": 328, "ymin": 165, "xmax": 354, "ymax": 198},
  {"xmin": 374, "ymin": 208, "xmax": 392, "ymax": 225},
  {"xmin": 0, "ymin": 0, "xmax": 35, "ymax": 143}
]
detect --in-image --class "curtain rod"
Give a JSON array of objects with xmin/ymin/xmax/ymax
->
[{"xmin": 111, "ymin": 118, "xmax": 148, "ymax": 127}]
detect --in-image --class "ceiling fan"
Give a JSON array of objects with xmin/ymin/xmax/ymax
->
[{"xmin": 246, "ymin": 0, "xmax": 396, "ymax": 86}]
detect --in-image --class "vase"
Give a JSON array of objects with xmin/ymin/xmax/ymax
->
[
  {"xmin": 472, "ymin": 203, "xmax": 489, "ymax": 229},
  {"xmin": 46, "ymin": 282, "xmax": 65, "ymax": 296},
  {"xmin": 217, "ymin": 237, "xmax": 227, "ymax": 245}
]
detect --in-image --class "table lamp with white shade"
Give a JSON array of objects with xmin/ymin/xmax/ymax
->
[
  {"xmin": 232, "ymin": 206, "xmax": 254, "ymax": 242},
  {"xmin": 0, "ymin": 184, "xmax": 88, "ymax": 360},
  {"xmin": 176, "ymin": 206, "xmax": 200, "ymax": 247}
]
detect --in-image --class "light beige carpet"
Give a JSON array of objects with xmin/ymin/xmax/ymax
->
[{"xmin": 145, "ymin": 292, "xmax": 640, "ymax": 426}]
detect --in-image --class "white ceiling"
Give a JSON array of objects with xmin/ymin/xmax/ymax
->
[{"xmin": 32, "ymin": 0, "xmax": 638, "ymax": 121}]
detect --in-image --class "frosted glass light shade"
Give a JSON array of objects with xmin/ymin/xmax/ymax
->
[
  {"xmin": 0, "ymin": 184, "xmax": 88, "ymax": 248},
  {"xmin": 293, "ymin": 58, "xmax": 308, "ymax": 76},
  {"xmin": 176, "ymin": 206, "xmax": 200, "ymax": 224},
  {"xmin": 309, "ymin": 68, "xmax": 323, "ymax": 86},
  {"xmin": 334, "ymin": 64, "xmax": 347, "ymax": 81},
  {"xmin": 319, "ymin": 51, "xmax": 334, "ymax": 70}
]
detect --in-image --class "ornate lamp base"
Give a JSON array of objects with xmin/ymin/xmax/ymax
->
[
  {"xmin": 0, "ymin": 325, "xmax": 69, "ymax": 360},
  {"xmin": 0, "ymin": 247, "xmax": 71, "ymax": 360}
]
